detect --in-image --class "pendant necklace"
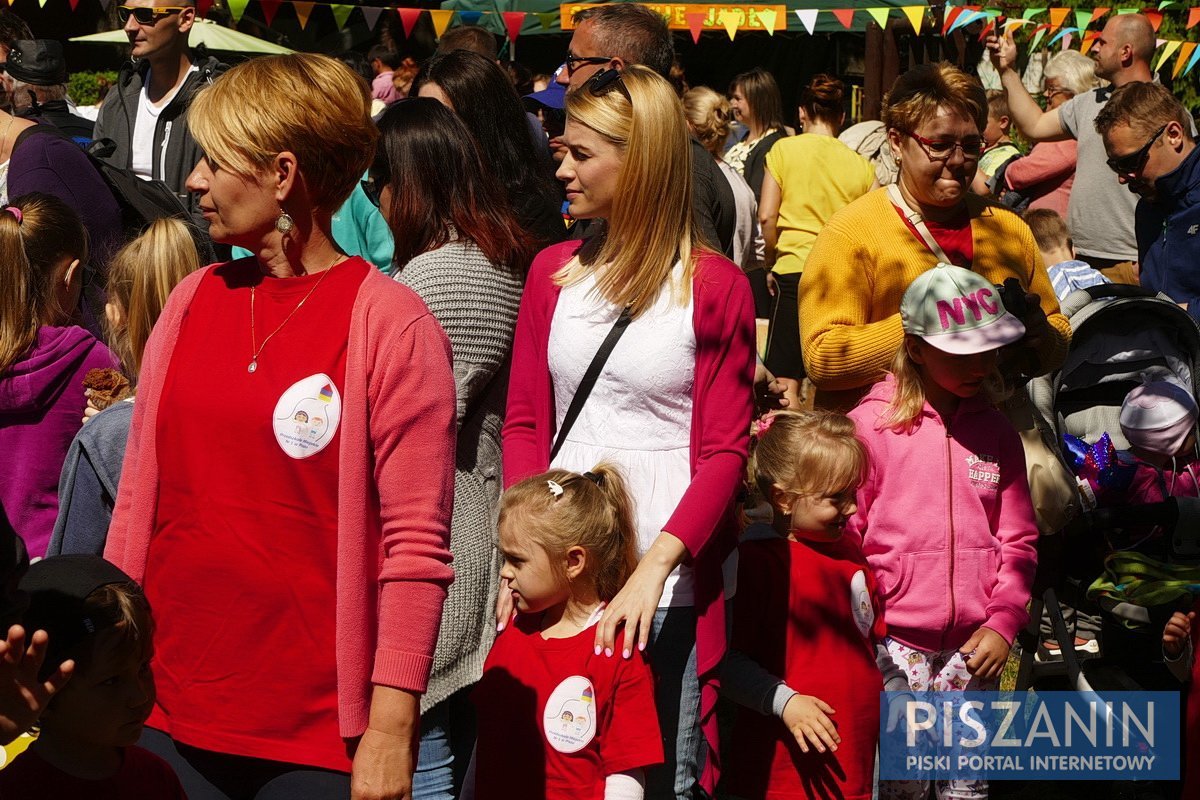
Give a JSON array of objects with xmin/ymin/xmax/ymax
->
[{"xmin": 247, "ymin": 256, "xmax": 340, "ymax": 373}]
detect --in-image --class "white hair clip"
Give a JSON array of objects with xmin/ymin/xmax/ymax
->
[{"xmin": 547, "ymin": 480, "xmax": 564, "ymax": 498}]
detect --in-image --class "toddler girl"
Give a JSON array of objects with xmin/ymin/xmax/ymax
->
[
  {"xmin": 468, "ymin": 465, "xmax": 662, "ymax": 800},
  {"xmin": 1118, "ymin": 376, "xmax": 1200, "ymax": 504},
  {"xmin": 724, "ymin": 410, "xmax": 907, "ymax": 800},
  {"xmin": 847, "ymin": 264, "xmax": 1039, "ymax": 800},
  {"xmin": 0, "ymin": 193, "xmax": 118, "ymax": 558}
]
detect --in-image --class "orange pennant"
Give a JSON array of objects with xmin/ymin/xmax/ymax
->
[
  {"xmin": 832, "ymin": 8, "xmax": 855, "ymax": 29},
  {"xmin": 1090, "ymin": 7, "xmax": 1109, "ymax": 24},
  {"xmin": 686, "ymin": 11, "xmax": 705, "ymax": 42},
  {"xmin": 1174, "ymin": 41, "xmax": 1197, "ymax": 77},
  {"xmin": 293, "ymin": 0, "xmax": 314, "ymax": 28},
  {"xmin": 1189, "ymin": 7, "xmax": 1200, "ymax": 28},
  {"xmin": 1049, "ymin": 7, "xmax": 1069, "ymax": 29},
  {"xmin": 1145, "ymin": 10, "xmax": 1163, "ymax": 31}
]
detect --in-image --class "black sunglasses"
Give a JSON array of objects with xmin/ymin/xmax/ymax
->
[
  {"xmin": 586, "ymin": 68, "xmax": 631, "ymax": 102},
  {"xmin": 1106, "ymin": 124, "xmax": 1168, "ymax": 176},
  {"xmin": 564, "ymin": 53, "xmax": 612, "ymax": 76},
  {"xmin": 117, "ymin": 5, "xmax": 187, "ymax": 24}
]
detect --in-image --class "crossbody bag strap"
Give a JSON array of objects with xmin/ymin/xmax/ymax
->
[
  {"xmin": 887, "ymin": 182, "xmax": 954, "ymax": 265},
  {"xmin": 550, "ymin": 306, "xmax": 633, "ymax": 462}
]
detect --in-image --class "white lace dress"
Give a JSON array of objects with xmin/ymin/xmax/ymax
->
[{"xmin": 548, "ymin": 265, "xmax": 697, "ymax": 606}]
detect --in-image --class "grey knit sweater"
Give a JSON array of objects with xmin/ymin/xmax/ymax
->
[{"xmin": 396, "ymin": 239, "xmax": 524, "ymax": 712}]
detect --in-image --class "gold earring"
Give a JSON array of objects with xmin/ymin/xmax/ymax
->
[{"xmin": 275, "ymin": 211, "xmax": 295, "ymax": 234}]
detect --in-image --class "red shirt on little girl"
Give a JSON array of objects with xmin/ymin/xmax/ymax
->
[{"xmin": 472, "ymin": 614, "xmax": 663, "ymax": 800}]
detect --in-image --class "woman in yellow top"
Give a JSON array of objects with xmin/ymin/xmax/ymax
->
[
  {"xmin": 799, "ymin": 63, "xmax": 1071, "ymax": 411},
  {"xmin": 758, "ymin": 75, "xmax": 876, "ymax": 381}
]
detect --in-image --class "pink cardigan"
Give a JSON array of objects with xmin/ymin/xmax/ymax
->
[
  {"xmin": 502, "ymin": 240, "xmax": 756, "ymax": 792},
  {"xmin": 105, "ymin": 262, "xmax": 457, "ymax": 739}
]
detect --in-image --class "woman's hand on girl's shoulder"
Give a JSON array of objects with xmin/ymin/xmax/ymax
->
[
  {"xmin": 959, "ymin": 626, "xmax": 1010, "ymax": 681},
  {"xmin": 594, "ymin": 533, "xmax": 687, "ymax": 659}
]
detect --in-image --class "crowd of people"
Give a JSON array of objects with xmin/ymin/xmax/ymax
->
[{"xmin": 2, "ymin": 1, "xmax": 1200, "ymax": 799}]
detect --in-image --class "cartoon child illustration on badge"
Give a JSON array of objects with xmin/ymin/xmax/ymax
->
[
  {"xmin": 543, "ymin": 677, "xmax": 597, "ymax": 753},
  {"xmin": 849, "ymin": 569, "xmax": 873, "ymax": 638},
  {"xmin": 272, "ymin": 374, "xmax": 342, "ymax": 459}
]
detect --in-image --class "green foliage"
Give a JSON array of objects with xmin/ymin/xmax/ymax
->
[{"xmin": 67, "ymin": 71, "xmax": 119, "ymax": 107}]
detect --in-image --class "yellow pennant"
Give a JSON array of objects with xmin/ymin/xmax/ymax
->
[
  {"xmin": 757, "ymin": 7, "xmax": 777, "ymax": 33},
  {"xmin": 901, "ymin": 5, "xmax": 925, "ymax": 31},
  {"xmin": 430, "ymin": 9, "xmax": 455, "ymax": 37},
  {"xmin": 719, "ymin": 9, "xmax": 739, "ymax": 39}
]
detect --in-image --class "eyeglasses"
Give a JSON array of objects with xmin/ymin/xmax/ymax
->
[
  {"xmin": 905, "ymin": 130, "xmax": 986, "ymax": 162},
  {"xmin": 117, "ymin": 5, "xmax": 187, "ymax": 24},
  {"xmin": 563, "ymin": 53, "xmax": 612, "ymax": 76},
  {"xmin": 586, "ymin": 68, "xmax": 631, "ymax": 102},
  {"xmin": 1043, "ymin": 86, "xmax": 1072, "ymax": 100},
  {"xmin": 361, "ymin": 174, "xmax": 387, "ymax": 209},
  {"xmin": 1106, "ymin": 124, "xmax": 1168, "ymax": 176}
]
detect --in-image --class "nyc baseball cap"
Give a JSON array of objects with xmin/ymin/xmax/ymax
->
[{"xmin": 900, "ymin": 263, "xmax": 1026, "ymax": 355}]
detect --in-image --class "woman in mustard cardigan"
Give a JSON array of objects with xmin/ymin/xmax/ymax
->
[{"xmin": 799, "ymin": 63, "xmax": 1070, "ymax": 410}]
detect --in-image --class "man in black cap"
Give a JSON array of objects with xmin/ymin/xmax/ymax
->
[{"xmin": 7, "ymin": 40, "xmax": 94, "ymax": 141}]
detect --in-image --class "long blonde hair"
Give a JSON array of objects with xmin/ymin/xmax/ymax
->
[
  {"xmin": 105, "ymin": 219, "xmax": 201, "ymax": 382},
  {"xmin": 558, "ymin": 65, "xmax": 698, "ymax": 319},
  {"xmin": 498, "ymin": 463, "xmax": 638, "ymax": 602},
  {"xmin": 0, "ymin": 193, "xmax": 88, "ymax": 375}
]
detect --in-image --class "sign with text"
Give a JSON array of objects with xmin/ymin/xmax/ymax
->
[
  {"xmin": 879, "ymin": 691, "xmax": 1180, "ymax": 781},
  {"xmin": 559, "ymin": 3, "xmax": 788, "ymax": 31}
]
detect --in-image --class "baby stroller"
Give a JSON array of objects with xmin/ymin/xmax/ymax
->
[{"xmin": 1020, "ymin": 283, "xmax": 1200, "ymax": 693}]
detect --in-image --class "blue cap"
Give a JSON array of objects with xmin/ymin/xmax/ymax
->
[{"xmin": 524, "ymin": 66, "xmax": 566, "ymax": 110}]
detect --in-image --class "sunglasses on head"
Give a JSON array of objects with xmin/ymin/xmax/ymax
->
[
  {"xmin": 585, "ymin": 68, "xmax": 631, "ymax": 102},
  {"xmin": 1106, "ymin": 124, "xmax": 1168, "ymax": 176},
  {"xmin": 117, "ymin": 5, "xmax": 188, "ymax": 24}
]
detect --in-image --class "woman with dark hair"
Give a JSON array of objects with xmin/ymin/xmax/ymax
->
[
  {"xmin": 759, "ymin": 74, "xmax": 876, "ymax": 382},
  {"xmin": 725, "ymin": 68, "xmax": 788, "ymax": 202},
  {"xmin": 372, "ymin": 96, "xmax": 532, "ymax": 799},
  {"xmin": 416, "ymin": 50, "xmax": 565, "ymax": 256}
]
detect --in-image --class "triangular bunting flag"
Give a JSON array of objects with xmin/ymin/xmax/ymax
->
[
  {"xmin": 1049, "ymin": 26, "xmax": 1078, "ymax": 44},
  {"xmin": 502, "ymin": 11, "xmax": 525, "ymax": 41},
  {"xmin": 758, "ymin": 7, "xmax": 777, "ymax": 33},
  {"xmin": 1081, "ymin": 31, "xmax": 1099, "ymax": 53},
  {"xmin": 1021, "ymin": 7, "xmax": 1046, "ymax": 20},
  {"xmin": 942, "ymin": 6, "xmax": 965, "ymax": 33},
  {"xmin": 68, "ymin": 0, "xmax": 79, "ymax": 9},
  {"xmin": 227, "ymin": 0, "xmax": 249, "ymax": 21},
  {"xmin": 1159, "ymin": 0, "xmax": 1177, "ymax": 9},
  {"xmin": 1116, "ymin": 8, "xmax": 1139, "ymax": 15},
  {"xmin": 196, "ymin": 0, "xmax": 213, "ymax": 17},
  {"xmin": 1073, "ymin": 9, "xmax": 1090, "ymax": 31},
  {"xmin": 1049, "ymin": 7, "xmax": 1069, "ymax": 29},
  {"xmin": 361, "ymin": 6, "xmax": 383, "ymax": 29},
  {"xmin": 330, "ymin": 3, "xmax": 353, "ymax": 29},
  {"xmin": 1003, "ymin": 18, "xmax": 1032, "ymax": 33},
  {"xmin": 536, "ymin": 12, "xmax": 556, "ymax": 29},
  {"xmin": 795, "ymin": 8, "xmax": 819, "ymax": 34},
  {"xmin": 459, "ymin": 10, "xmax": 482, "ymax": 24},
  {"xmin": 1185, "ymin": 42, "xmax": 1200, "ymax": 75},
  {"xmin": 430, "ymin": 9, "xmax": 455, "ymax": 38},
  {"xmin": 949, "ymin": 10, "xmax": 984, "ymax": 33},
  {"xmin": 1157, "ymin": 37, "xmax": 1168, "ymax": 47},
  {"xmin": 260, "ymin": 0, "xmax": 282, "ymax": 26},
  {"xmin": 686, "ymin": 11, "xmax": 705, "ymax": 42},
  {"xmin": 866, "ymin": 7, "xmax": 889, "ymax": 29},
  {"xmin": 293, "ymin": 0, "xmax": 315, "ymax": 29},
  {"xmin": 1154, "ymin": 38, "xmax": 1182, "ymax": 72},
  {"xmin": 901, "ymin": 6, "xmax": 924, "ymax": 31},
  {"xmin": 1031, "ymin": 27, "xmax": 1048, "ymax": 50},
  {"xmin": 833, "ymin": 8, "xmax": 855, "ymax": 29},
  {"xmin": 719, "ymin": 9, "xmax": 739, "ymax": 39},
  {"xmin": 1189, "ymin": 7, "xmax": 1200, "ymax": 28},
  {"xmin": 1090, "ymin": 7, "xmax": 1109, "ymax": 23},
  {"xmin": 1174, "ymin": 41, "xmax": 1197, "ymax": 77},
  {"xmin": 37, "ymin": 0, "xmax": 46, "ymax": 7},
  {"xmin": 1145, "ymin": 10, "xmax": 1164, "ymax": 30},
  {"xmin": 398, "ymin": 7, "xmax": 422, "ymax": 37}
]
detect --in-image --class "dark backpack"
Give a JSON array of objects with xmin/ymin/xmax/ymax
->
[
  {"xmin": 15, "ymin": 126, "xmax": 215, "ymax": 263},
  {"xmin": 989, "ymin": 152, "xmax": 1034, "ymax": 213}
]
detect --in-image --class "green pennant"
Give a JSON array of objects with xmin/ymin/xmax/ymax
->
[
  {"xmin": 1031, "ymin": 27, "xmax": 1047, "ymax": 49},
  {"xmin": 1021, "ymin": 7, "xmax": 1046, "ymax": 20},
  {"xmin": 1074, "ymin": 9, "xmax": 1090, "ymax": 30},
  {"xmin": 226, "ymin": 0, "xmax": 249, "ymax": 21},
  {"xmin": 536, "ymin": 11, "xmax": 556, "ymax": 29},
  {"xmin": 867, "ymin": 7, "xmax": 890, "ymax": 28},
  {"xmin": 331, "ymin": 3, "xmax": 354, "ymax": 29}
]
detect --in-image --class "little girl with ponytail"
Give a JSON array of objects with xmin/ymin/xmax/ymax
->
[
  {"xmin": 467, "ymin": 464, "xmax": 663, "ymax": 800},
  {"xmin": 0, "ymin": 193, "xmax": 118, "ymax": 558}
]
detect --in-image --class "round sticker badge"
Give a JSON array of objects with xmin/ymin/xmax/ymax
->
[
  {"xmin": 543, "ymin": 675, "xmax": 597, "ymax": 753},
  {"xmin": 272, "ymin": 373, "xmax": 342, "ymax": 459},
  {"xmin": 850, "ymin": 569, "xmax": 874, "ymax": 638}
]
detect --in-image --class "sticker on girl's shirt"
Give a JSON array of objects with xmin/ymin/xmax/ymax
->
[
  {"xmin": 272, "ymin": 373, "xmax": 341, "ymax": 459},
  {"xmin": 543, "ymin": 675, "xmax": 597, "ymax": 753},
  {"xmin": 850, "ymin": 569, "xmax": 874, "ymax": 638}
]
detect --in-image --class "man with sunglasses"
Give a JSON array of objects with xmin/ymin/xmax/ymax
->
[
  {"xmin": 555, "ymin": 3, "xmax": 737, "ymax": 260},
  {"xmin": 93, "ymin": 0, "xmax": 225, "ymax": 227},
  {"xmin": 1096, "ymin": 82, "xmax": 1200, "ymax": 318},
  {"xmin": 987, "ymin": 14, "xmax": 1158, "ymax": 285}
]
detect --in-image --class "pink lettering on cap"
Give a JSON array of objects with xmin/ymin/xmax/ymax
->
[
  {"xmin": 937, "ymin": 297, "xmax": 966, "ymax": 330},
  {"xmin": 977, "ymin": 286, "xmax": 998, "ymax": 315}
]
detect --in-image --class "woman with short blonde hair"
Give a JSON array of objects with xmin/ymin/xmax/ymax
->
[
  {"xmin": 502, "ymin": 64, "xmax": 755, "ymax": 797},
  {"xmin": 105, "ymin": 53, "xmax": 457, "ymax": 799}
]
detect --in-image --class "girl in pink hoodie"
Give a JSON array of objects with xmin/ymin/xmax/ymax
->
[{"xmin": 846, "ymin": 265, "xmax": 1039, "ymax": 800}]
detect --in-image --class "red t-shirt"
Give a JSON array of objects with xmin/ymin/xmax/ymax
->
[
  {"xmin": 472, "ymin": 615, "xmax": 663, "ymax": 800},
  {"xmin": 726, "ymin": 534, "xmax": 887, "ymax": 800},
  {"xmin": 0, "ymin": 745, "xmax": 186, "ymax": 799},
  {"xmin": 145, "ymin": 257, "xmax": 369, "ymax": 772},
  {"xmin": 893, "ymin": 203, "xmax": 975, "ymax": 267}
]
